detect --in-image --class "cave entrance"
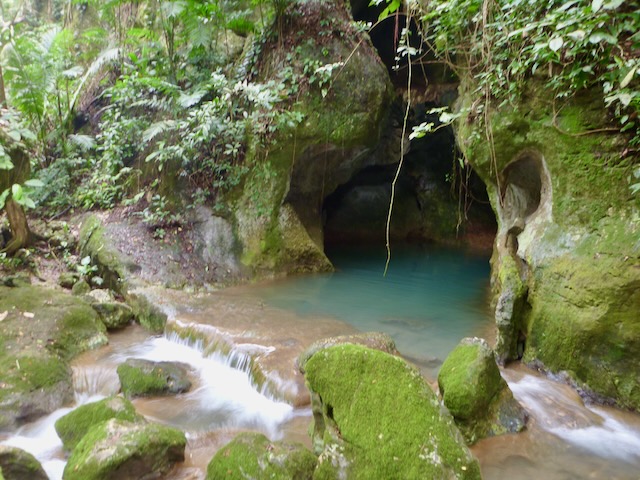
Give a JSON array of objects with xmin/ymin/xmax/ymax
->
[{"xmin": 321, "ymin": 106, "xmax": 496, "ymax": 250}]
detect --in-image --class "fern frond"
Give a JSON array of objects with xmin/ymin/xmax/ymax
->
[
  {"xmin": 68, "ymin": 134, "xmax": 97, "ymax": 151},
  {"xmin": 142, "ymin": 120, "xmax": 177, "ymax": 144}
]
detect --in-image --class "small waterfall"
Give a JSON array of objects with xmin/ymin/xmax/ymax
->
[
  {"xmin": 108, "ymin": 331, "xmax": 294, "ymax": 436},
  {"xmin": 507, "ymin": 371, "xmax": 640, "ymax": 464}
]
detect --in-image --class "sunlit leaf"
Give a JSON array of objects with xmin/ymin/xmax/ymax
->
[{"xmin": 549, "ymin": 37, "xmax": 564, "ymax": 51}]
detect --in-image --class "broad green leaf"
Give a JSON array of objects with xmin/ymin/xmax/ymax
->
[
  {"xmin": 11, "ymin": 184, "xmax": 23, "ymax": 201},
  {"xmin": 603, "ymin": 0, "xmax": 625, "ymax": 9},
  {"xmin": 24, "ymin": 179, "xmax": 44, "ymax": 188},
  {"xmin": 567, "ymin": 30, "xmax": 586, "ymax": 41},
  {"xmin": 589, "ymin": 31, "xmax": 617, "ymax": 44},
  {"xmin": 0, "ymin": 189, "xmax": 9, "ymax": 209},
  {"xmin": 620, "ymin": 66, "xmax": 637, "ymax": 88},
  {"xmin": 549, "ymin": 37, "xmax": 564, "ymax": 52}
]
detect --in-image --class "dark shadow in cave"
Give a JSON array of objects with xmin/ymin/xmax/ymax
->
[{"xmin": 322, "ymin": 103, "xmax": 496, "ymax": 249}]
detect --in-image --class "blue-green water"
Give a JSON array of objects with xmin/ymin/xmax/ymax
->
[{"xmin": 256, "ymin": 244, "xmax": 494, "ymax": 371}]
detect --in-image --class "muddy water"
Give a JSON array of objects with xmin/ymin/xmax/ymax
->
[{"xmin": 2, "ymin": 245, "xmax": 640, "ymax": 479}]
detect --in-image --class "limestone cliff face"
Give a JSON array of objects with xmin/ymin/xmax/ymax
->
[
  {"xmin": 456, "ymin": 81, "xmax": 640, "ymax": 409},
  {"xmin": 231, "ymin": 0, "xmax": 393, "ymax": 275}
]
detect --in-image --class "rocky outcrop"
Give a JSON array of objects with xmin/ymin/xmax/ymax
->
[
  {"xmin": 457, "ymin": 83, "xmax": 640, "ymax": 409},
  {"xmin": 55, "ymin": 396, "xmax": 145, "ymax": 451},
  {"xmin": 232, "ymin": 0, "xmax": 393, "ymax": 274},
  {"xmin": 0, "ymin": 285, "xmax": 107, "ymax": 429},
  {"xmin": 303, "ymin": 344, "xmax": 481, "ymax": 479},
  {"xmin": 117, "ymin": 359, "xmax": 192, "ymax": 397},
  {"xmin": 206, "ymin": 432, "xmax": 317, "ymax": 480},
  {"xmin": 0, "ymin": 446, "xmax": 48, "ymax": 480},
  {"xmin": 438, "ymin": 338, "xmax": 527, "ymax": 444},
  {"xmin": 62, "ymin": 418, "xmax": 186, "ymax": 480}
]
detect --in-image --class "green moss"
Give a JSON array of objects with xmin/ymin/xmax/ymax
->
[
  {"xmin": 438, "ymin": 339, "xmax": 526, "ymax": 444},
  {"xmin": 125, "ymin": 292, "xmax": 167, "ymax": 333},
  {"xmin": 206, "ymin": 432, "xmax": 317, "ymax": 480},
  {"xmin": 438, "ymin": 344, "xmax": 503, "ymax": 421},
  {"xmin": 304, "ymin": 344, "xmax": 481, "ymax": 479},
  {"xmin": 63, "ymin": 419, "xmax": 186, "ymax": 480},
  {"xmin": 55, "ymin": 396, "xmax": 144, "ymax": 451},
  {"xmin": 0, "ymin": 445, "xmax": 48, "ymax": 480},
  {"xmin": 524, "ymin": 253, "xmax": 640, "ymax": 409},
  {"xmin": 117, "ymin": 363, "xmax": 171, "ymax": 398}
]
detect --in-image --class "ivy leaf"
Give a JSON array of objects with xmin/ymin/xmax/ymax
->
[
  {"xmin": 591, "ymin": 0, "xmax": 604, "ymax": 12},
  {"xmin": 549, "ymin": 37, "xmax": 564, "ymax": 52},
  {"xmin": 567, "ymin": 30, "xmax": 585, "ymax": 41}
]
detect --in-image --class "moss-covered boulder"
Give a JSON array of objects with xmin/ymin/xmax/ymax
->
[
  {"xmin": 0, "ymin": 446, "xmax": 48, "ymax": 480},
  {"xmin": 438, "ymin": 338, "xmax": 527, "ymax": 444},
  {"xmin": 117, "ymin": 358, "xmax": 192, "ymax": 398},
  {"xmin": 55, "ymin": 396, "xmax": 145, "ymax": 451},
  {"xmin": 62, "ymin": 418, "xmax": 186, "ymax": 480},
  {"xmin": 0, "ymin": 285, "xmax": 108, "ymax": 428},
  {"xmin": 297, "ymin": 332, "xmax": 398, "ymax": 374},
  {"xmin": 206, "ymin": 432, "xmax": 317, "ymax": 480},
  {"xmin": 91, "ymin": 302, "xmax": 134, "ymax": 329},
  {"xmin": 232, "ymin": 0, "xmax": 392, "ymax": 276},
  {"xmin": 304, "ymin": 344, "xmax": 481, "ymax": 479},
  {"xmin": 457, "ymin": 82, "xmax": 640, "ymax": 409}
]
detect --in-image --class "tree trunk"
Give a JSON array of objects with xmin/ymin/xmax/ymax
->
[{"xmin": 3, "ymin": 198, "xmax": 31, "ymax": 255}]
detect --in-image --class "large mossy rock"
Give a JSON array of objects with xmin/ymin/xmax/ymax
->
[
  {"xmin": 117, "ymin": 358, "xmax": 192, "ymax": 398},
  {"xmin": 206, "ymin": 432, "xmax": 317, "ymax": 480},
  {"xmin": 0, "ymin": 445, "xmax": 48, "ymax": 480},
  {"xmin": 297, "ymin": 332, "xmax": 398, "ymax": 374},
  {"xmin": 0, "ymin": 285, "xmax": 108, "ymax": 428},
  {"xmin": 233, "ymin": 0, "xmax": 393, "ymax": 275},
  {"xmin": 62, "ymin": 418, "xmax": 186, "ymax": 480},
  {"xmin": 304, "ymin": 344, "xmax": 481, "ymax": 479},
  {"xmin": 457, "ymin": 82, "xmax": 640, "ymax": 409},
  {"xmin": 438, "ymin": 338, "xmax": 527, "ymax": 444},
  {"xmin": 55, "ymin": 396, "xmax": 145, "ymax": 451}
]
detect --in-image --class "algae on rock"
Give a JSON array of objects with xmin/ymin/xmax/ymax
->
[
  {"xmin": 456, "ymin": 82, "xmax": 640, "ymax": 409},
  {"xmin": 206, "ymin": 432, "xmax": 317, "ymax": 480},
  {"xmin": 0, "ymin": 285, "xmax": 107, "ymax": 428},
  {"xmin": 304, "ymin": 344, "xmax": 481, "ymax": 479},
  {"xmin": 117, "ymin": 358, "xmax": 192, "ymax": 398},
  {"xmin": 63, "ymin": 418, "xmax": 186, "ymax": 480},
  {"xmin": 55, "ymin": 396, "xmax": 145, "ymax": 451},
  {"xmin": 0, "ymin": 445, "xmax": 48, "ymax": 480},
  {"xmin": 438, "ymin": 338, "xmax": 527, "ymax": 444}
]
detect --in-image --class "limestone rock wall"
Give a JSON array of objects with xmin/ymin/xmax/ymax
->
[{"xmin": 456, "ymin": 82, "xmax": 640, "ymax": 409}]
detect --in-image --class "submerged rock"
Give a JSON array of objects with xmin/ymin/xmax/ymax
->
[
  {"xmin": 55, "ymin": 396, "xmax": 145, "ymax": 451},
  {"xmin": 117, "ymin": 358, "xmax": 192, "ymax": 398},
  {"xmin": 438, "ymin": 338, "xmax": 527, "ymax": 444},
  {"xmin": 304, "ymin": 344, "xmax": 481, "ymax": 479},
  {"xmin": 63, "ymin": 418, "xmax": 186, "ymax": 480},
  {"xmin": 206, "ymin": 432, "xmax": 317, "ymax": 480},
  {"xmin": 297, "ymin": 331, "xmax": 399, "ymax": 373},
  {"xmin": 0, "ymin": 285, "xmax": 107, "ymax": 429},
  {"xmin": 0, "ymin": 445, "xmax": 48, "ymax": 480}
]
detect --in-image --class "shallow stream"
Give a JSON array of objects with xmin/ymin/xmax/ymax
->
[{"xmin": 2, "ymin": 244, "xmax": 640, "ymax": 479}]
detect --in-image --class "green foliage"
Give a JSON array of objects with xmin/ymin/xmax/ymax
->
[{"xmin": 419, "ymin": 0, "xmax": 640, "ymax": 141}]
